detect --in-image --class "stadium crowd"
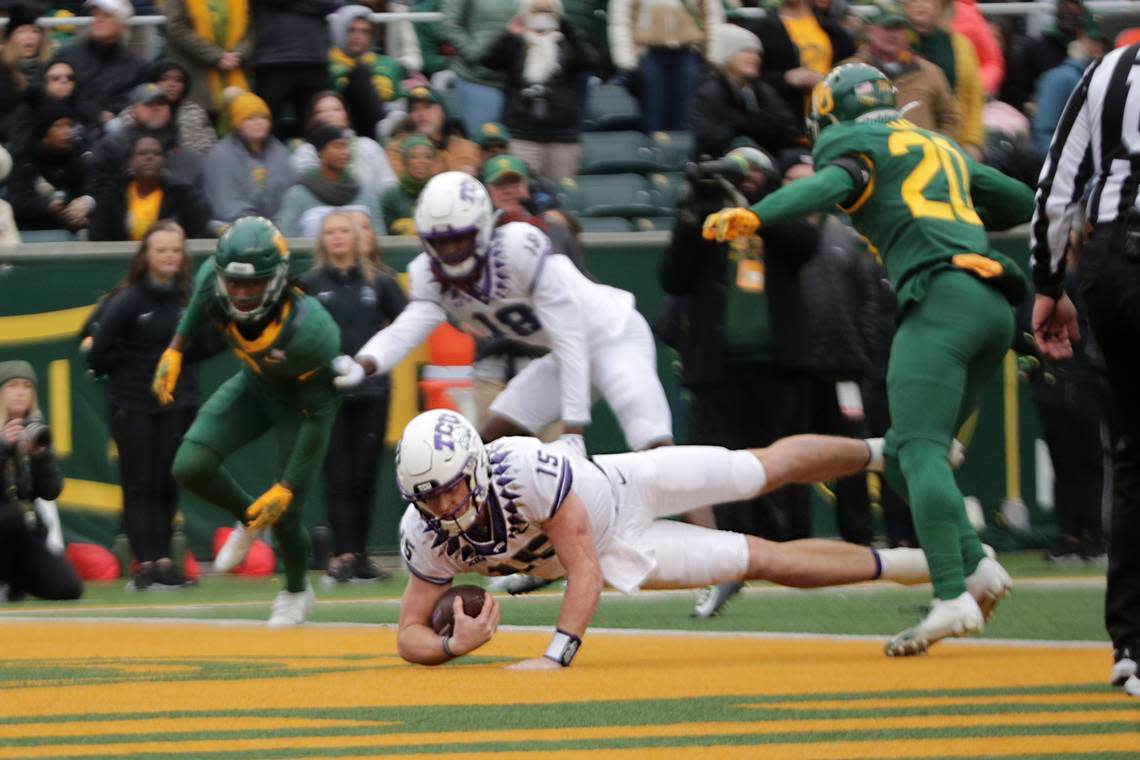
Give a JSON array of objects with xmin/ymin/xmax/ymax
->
[{"xmin": 1, "ymin": 0, "xmax": 1137, "ymax": 689}]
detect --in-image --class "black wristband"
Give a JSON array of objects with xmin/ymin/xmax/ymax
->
[
  {"xmin": 441, "ymin": 635, "xmax": 455, "ymax": 659},
  {"xmin": 543, "ymin": 628, "xmax": 582, "ymax": 667}
]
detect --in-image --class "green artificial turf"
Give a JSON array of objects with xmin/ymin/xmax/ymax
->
[{"xmin": 0, "ymin": 551, "xmax": 1108, "ymax": 642}]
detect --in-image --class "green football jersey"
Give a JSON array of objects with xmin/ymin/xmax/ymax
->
[
  {"xmin": 812, "ymin": 118, "xmax": 994, "ymax": 290},
  {"xmin": 178, "ymin": 258, "xmax": 341, "ymax": 387}
]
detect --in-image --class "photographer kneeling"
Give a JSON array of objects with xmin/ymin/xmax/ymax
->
[{"xmin": 0, "ymin": 361, "xmax": 83, "ymax": 602}]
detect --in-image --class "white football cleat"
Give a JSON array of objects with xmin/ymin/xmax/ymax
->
[
  {"xmin": 1111, "ymin": 648, "xmax": 1137, "ymax": 687},
  {"xmin": 885, "ymin": 592, "xmax": 984, "ymax": 657},
  {"xmin": 214, "ymin": 522, "xmax": 260, "ymax": 573},
  {"xmin": 1125, "ymin": 674, "xmax": 1140, "ymax": 698},
  {"xmin": 692, "ymin": 581, "xmax": 744, "ymax": 619},
  {"xmin": 965, "ymin": 556, "xmax": 1013, "ymax": 622},
  {"xmin": 267, "ymin": 583, "xmax": 315, "ymax": 628}
]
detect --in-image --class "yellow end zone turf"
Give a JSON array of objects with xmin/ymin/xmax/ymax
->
[{"xmin": 0, "ymin": 621, "xmax": 1136, "ymax": 758}]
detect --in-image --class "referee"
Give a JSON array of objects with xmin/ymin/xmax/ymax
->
[{"xmin": 1031, "ymin": 40, "xmax": 1140, "ymax": 698}]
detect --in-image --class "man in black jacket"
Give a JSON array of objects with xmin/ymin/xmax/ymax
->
[
  {"xmin": 89, "ymin": 83, "xmax": 203, "ymax": 201},
  {"xmin": 688, "ymin": 23, "xmax": 801, "ymax": 160},
  {"xmin": 253, "ymin": 0, "xmax": 341, "ymax": 139},
  {"xmin": 54, "ymin": 0, "xmax": 146, "ymax": 124},
  {"xmin": 661, "ymin": 144, "xmax": 888, "ymax": 616}
]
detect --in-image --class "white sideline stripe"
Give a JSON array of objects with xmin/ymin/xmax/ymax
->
[
  {"xmin": 0, "ymin": 575, "xmax": 1106, "ymax": 617},
  {"xmin": 0, "ymin": 614, "xmax": 1110, "ymax": 649}
]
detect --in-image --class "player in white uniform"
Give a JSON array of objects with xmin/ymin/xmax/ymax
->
[
  {"xmin": 393, "ymin": 410, "xmax": 1017, "ymax": 669},
  {"xmin": 340, "ymin": 171, "xmax": 672, "ymax": 451}
]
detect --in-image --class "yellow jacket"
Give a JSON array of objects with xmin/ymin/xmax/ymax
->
[{"xmin": 950, "ymin": 31, "xmax": 985, "ymax": 151}]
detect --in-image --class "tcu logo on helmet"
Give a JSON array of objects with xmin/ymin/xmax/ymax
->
[
  {"xmin": 458, "ymin": 179, "xmax": 477, "ymax": 203},
  {"xmin": 433, "ymin": 412, "xmax": 470, "ymax": 452}
]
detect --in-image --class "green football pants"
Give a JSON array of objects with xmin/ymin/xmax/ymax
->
[
  {"xmin": 882, "ymin": 270, "xmax": 1014, "ymax": 600},
  {"xmin": 172, "ymin": 372, "xmax": 312, "ymax": 593}
]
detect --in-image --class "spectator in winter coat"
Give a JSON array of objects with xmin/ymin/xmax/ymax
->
[
  {"xmin": 482, "ymin": 0, "xmax": 601, "ymax": 182},
  {"xmin": 89, "ymin": 134, "xmax": 212, "ymax": 240},
  {"xmin": 9, "ymin": 101, "xmax": 94, "ymax": 233},
  {"xmin": 440, "ymin": 0, "xmax": 516, "ymax": 135},
  {"xmin": 108, "ymin": 61, "xmax": 218, "ymax": 157},
  {"xmin": 203, "ymin": 90, "xmax": 294, "ymax": 225},
  {"xmin": 162, "ymin": 0, "xmax": 254, "ymax": 117},
  {"xmin": 689, "ymin": 24, "xmax": 801, "ymax": 160},
  {"xmin": 251, "ymin": 0, "xmax": 340, "ymax": 139},
  {"xmin": 949, "ymin": 0, "xmax": 1004, "ymax": 96},
  {"xmin": 906, "ymin": 0, "xmax": 985, "ymax": 159},
  {"xmin": 843, "ymin": 1, "xmax": 960, "ymax": 141},
  {"xmin": 89, "ymin": 82, "xmax": 204, "ymax": 199},
  {"xmin": 608, "ymin": 0, "xmax": 725, "ymax": 132},
  {"xmin": 744, "ymin": 0, "xmax": 855, "ymax": 120},
  {"xmin": 1031, "ymin": 32, "xmax": 1105, "ymax": 159},
  {"xmin": 301, "ymin": 211, "xmax": 406, "ymax": 584},
  {"xmin": 9, "ymin": 60, "xmax": 99, "ymax": 156},
  {"xmin": 275, "ymin": 124, "xmax": 385, "ymax": 237},
  {"xmin": 328, "ymin": 4, "xmax": 407, "ymax": 138},
  {"xmin": 385, "ymin": 85, "xmax": 480, "ymax": 176},
  {"xmin": 291, "ymin": 91, "xmax": 398, "ymax": 201},
  {"xmin": 379, "ymin": 134, "xmax": 438, "ymax": 235},
  {"xmin": 0, "ymin": 4, "xmax": 53, "ymax": 144},
  {"xmin": 54, "ymin": 0, "xmax": 146, "ymax": 123}
]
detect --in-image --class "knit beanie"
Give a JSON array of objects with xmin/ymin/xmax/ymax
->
[
  {"xmin": 308, "ymin": 125, "xmax": 350, "ymax": 153},
  {"xmin": 33, "ymin": 98, "xmax": 76, "ymax": 140},
  {"xmin": 707, "ymin": 24, "xmax": 763, "ymax": 68},
  {"xmin": 0, "ymin": 360, "xmax": 37, "ymax": 388},
  {"xmin": 228, "ymin": 91, "xmax": 271, "ymax": 127}
]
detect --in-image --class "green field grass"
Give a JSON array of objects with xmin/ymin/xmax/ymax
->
[{"xmin": 0, "ymin": 551, "xmax": 1108, "ymax": 643}]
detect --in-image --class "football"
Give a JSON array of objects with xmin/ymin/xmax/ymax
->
[{"xmin": 430, "ymin": 584, "xmax": 488, "ymax": 635}]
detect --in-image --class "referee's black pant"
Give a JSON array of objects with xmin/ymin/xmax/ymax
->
[{"xmin": 1078, "ymin": 226, "xmax": 1140, "ymax": 653}]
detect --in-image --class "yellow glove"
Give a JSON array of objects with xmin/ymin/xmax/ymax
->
[
  {"xmin": 246, "ymin": 483, "xmax": 294, "ymax": 531},
  {"xmin": 702, "ymin": 208, "xmax": 761, "ymax": 242},
  {"xmin": 152, "ymin": 348, "xmax": 183, "ymax": 406}
]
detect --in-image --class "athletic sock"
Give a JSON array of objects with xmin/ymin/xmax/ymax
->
[
  {"xmin": 863, "ymin": 438, "xmax": 885, "ymax": 472},
  {"xmin": 874, "ymin": 547, "xmax": 930, "ymax": 585}
]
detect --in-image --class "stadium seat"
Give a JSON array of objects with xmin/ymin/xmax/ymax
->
[
  {"xmin": 578, "ymin": 131, "xmax": 662, "ymax": 175},
  {"xmin": 649, "ymin": 172, "xmax": 688, "ymax": 210},
  {"xmin": 652, "ymin": 131, "xmax": 694, "ymax": 170},
  {"xmin": 557, "ymin": 174, "xmax": 658, "ymax": 218},
  {"xmin": 583, "ymin": 83, "xmax": 641, "ymax": 131},
  {"xmin": 634, "ymin": 216, "xmax": 677, "ymax": 232},
  {"xmin": 578, "ymin": 216, "xmax": 636, "ymax": 233},
  {"xmin": 20, "ymin": 229, "xmax": 77, "ymax": 243}
]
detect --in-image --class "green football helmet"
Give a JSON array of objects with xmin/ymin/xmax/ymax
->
[
  {"xmin": 808, "ymin": 63, "xmax": 900, "ymax": 143},
  {"xmin": 213, "ymin": 216, "xmax": 291, "ymax": 323}
]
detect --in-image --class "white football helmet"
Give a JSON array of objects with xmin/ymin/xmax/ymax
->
[
  {"xmin": 396, "ymin": 409, "xmax": 491, "ymax": 537},
  {"xmin": 413, "ymin": 171, "xmax": 496, "ymax": 279}
]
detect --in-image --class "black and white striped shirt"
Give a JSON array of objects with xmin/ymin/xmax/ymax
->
[{"xmin": 1030, "ymin": 44, "xmax": 1140, "ymax": 297}]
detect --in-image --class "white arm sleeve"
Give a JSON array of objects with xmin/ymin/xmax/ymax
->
[
  {"xmin": 531, "ymin": 253, "xmax": 592, "ymax": 426},
  {"xmin": 356, "ymin": 299, "xmax": 446, "ymax": 374}
]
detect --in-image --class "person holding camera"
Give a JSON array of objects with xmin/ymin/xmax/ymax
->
[
  {"xmin": 0, "ymin": 361, "xmax": 83, "ymax": 603},
  {"xmin": 660, "ymin": 144, "xmax": 818, "ymax": 616}
]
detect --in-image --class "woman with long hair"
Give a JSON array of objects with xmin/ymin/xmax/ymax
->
[
  {"xmin": 300, "ymin": 211, "xmax": 405, "ymax": 583},
  {"xmin": 0, "ymin": 4, "xmax": 52, "ymax": 142},
  {"xmin": 85, "ymin": 221, "xmax": 215, "ymax": 590}
]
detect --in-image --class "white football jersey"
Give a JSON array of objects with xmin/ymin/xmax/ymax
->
[
  {"xmin": 399, "ymin": 437, "xmax": 617, "ymax": 584},
  {"xmin": 358, "ymin": 222, "xmax": 637, "ymax": 423}
]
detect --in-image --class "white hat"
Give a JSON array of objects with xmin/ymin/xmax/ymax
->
[
  {"xmin": 708, "ymin": 23, "xmax": 762, "ymax": 68},
  {"xmin": 0, "ymin": 145, "xmax": 12, "ymax": 184},
  {"xmin": 84, "ymin": 0, "xmax": 134, "ymax": 22}
]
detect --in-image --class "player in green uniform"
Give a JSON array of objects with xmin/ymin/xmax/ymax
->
[
  {"xmin": 151, "ymin": 216, "xmax": 346, "ymax": 626},
  {"xmin": 704, "ymin": 63, "xmax": 1035, "ymax": 656}
]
